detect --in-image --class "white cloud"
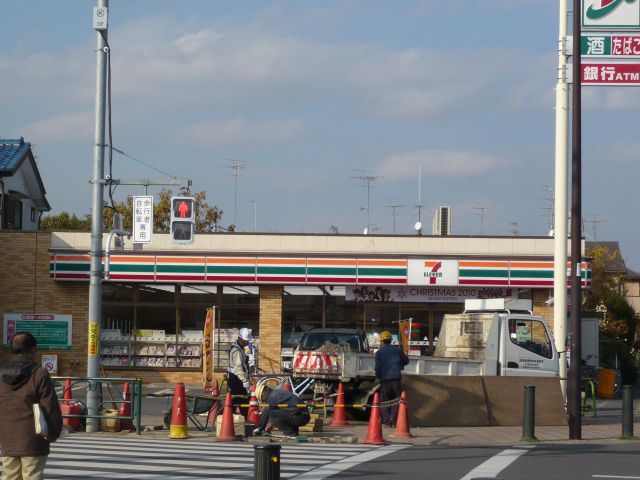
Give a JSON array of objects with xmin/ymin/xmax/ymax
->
[
  {"xmin": 175, "ymin": 117, "xmax": 305, "ymax": 146},
  {"xmin": 377, "ymin": 149, "xmax": 513, "ymax": 179},
  {"xmin": 15, "ymin": 111, "xmax": 93, "ymax": 143}
]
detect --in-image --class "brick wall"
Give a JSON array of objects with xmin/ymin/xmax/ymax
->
[
  {"xmin": 0, "ymin": 231, "xmax": 88, "ymax": 376},
  {"xmin": 258, "ymin": 285, "xmax": 283, "ymax": 373},
  {"xmin": 532, "ymin": 288, "xmax": 555, "ymax": 332}
]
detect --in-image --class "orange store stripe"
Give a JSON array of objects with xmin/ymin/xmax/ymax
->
[
  {"xmin": 55, "ymin": 255, "xmax": 90, "ymax": 262},
  {"xmin": 110, "ymin": 256, "xmax": 154, "ymax": 263},
  {"xmin": 307, "ymin": 259, "xmax": 356, "ymax": 266},
  {"xmin": 459, "ymin": 261, "xmax": 509, "ymax": 268},
  {"xmin": 208, "ymin": 257, "xmax": 256, "ymax": 264},
  {"xmin": 257, "ymin": 258, "xmax": 306, "ymax": 265},
  {"xmin": 358, "ymin": 260, "xmax": 406, "ymax": 266},
  {"xmin": 510, "ymin": 262, "xmax": 554, "ymax": 269},
  {"xmin": 156, "ymin": 257, "xmax": 205, "ymax": 263}
]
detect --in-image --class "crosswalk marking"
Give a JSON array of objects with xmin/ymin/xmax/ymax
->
[{"xmin": 1, "ymin": 434, "xmax": 389, "ymax": 479}]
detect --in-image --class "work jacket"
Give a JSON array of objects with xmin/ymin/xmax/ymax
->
[
  {"xmin": 374, "ymin": 344, "xmax": 409, "ymax": 381},
  {"xmin": 0, "ymin": 354, "xmax": 63, "ymax": 457},
  {"xmin": 228, "ymin": 341, "xmax": 250, "ymax": 382}
]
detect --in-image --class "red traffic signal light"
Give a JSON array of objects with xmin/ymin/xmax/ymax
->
[{"xmin": 170, "ymin": 196, "xmax": 195, "ymax": 244}]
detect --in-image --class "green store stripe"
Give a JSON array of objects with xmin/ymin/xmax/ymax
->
[
  {"xmin": 110, "ymin": 264, "xmax": 155, "ymax": 273},
  {"xmin": 459, "ymin": 269, "xmax": 508, "ymax": 278},
  {"xmin": 357, "ymin": 268, "xmax": 406, "ymax": 277},
  {"xmin": 307, "ymin": 267, "xmax": 356, "ymax": 276},
  {"xmin": 257, "ymin": 266, "xmax": 306, "ymax": 275},
  {"xmin": 207, "ymin": 266, "xmax": 255, "ymax": 274},
  {"xmin": 55, "ymin": 263, "xmax": 90, "ymax": 272},
  {"xmin": 510, "ymin": 270, "xmax": 553, "ymax": 279},
  {"xmin": 156, "ymin": 265, "xmax": 205, "ymax": 274}
]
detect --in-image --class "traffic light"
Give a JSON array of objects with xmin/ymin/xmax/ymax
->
[{"xmin": 170, "ymin": 196, "xmax": 195, "ymax": 244}]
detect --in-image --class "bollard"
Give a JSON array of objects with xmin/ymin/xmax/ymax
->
[
  {"xmin": 254, "ymin": 444, "xmax": 281, "ymax": 480},
  {"xmin": 621, "ymin": 385, "xmax": 635, "ymax": 439},
  {"xmin": 521, "ymin": 385, "xmax": 538, "ymax": 442}
]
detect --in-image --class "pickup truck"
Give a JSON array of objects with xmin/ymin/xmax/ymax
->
[{"xmin": 291, "ymin": 299, "xmax": 559, "ymax": 406}]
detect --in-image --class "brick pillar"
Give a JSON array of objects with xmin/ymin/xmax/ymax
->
[
  {"xmin": 258, "ymin": 285, "xmax": 283, "ymax": 373},
  {"xmin": 532, "ymin": 288, "xmax": 555, "ymax": 333}
]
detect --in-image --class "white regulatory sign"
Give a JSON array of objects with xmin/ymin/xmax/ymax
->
[
  {"xmin": 93, "ymin": 7, "xmax": 108, "ymax": 31},
  {"xmin": 133, "ymin": 196, "xmax": 154, "ymax": 244}
]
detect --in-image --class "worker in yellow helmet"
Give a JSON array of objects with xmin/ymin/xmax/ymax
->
[{"xmin": 374, "ymin": 330, "xmax": 409, "ymax": 427}]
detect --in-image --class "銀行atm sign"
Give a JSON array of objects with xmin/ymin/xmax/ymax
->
[
  {"xmin": 582, "ymin": 0, "xmax": 640, "ymax": 30},
  {"xmin": 582, "ymin": 62, "xmax": 640, "ymax": 84}
]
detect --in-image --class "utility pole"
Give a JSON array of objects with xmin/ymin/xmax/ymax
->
[
  {"xmin": 553, "ymin": 0, "xmax": 570, "ymax": 404},
  {"xmin": 569, "ymin": 0, "xmax": 583, "ymax": 440},
  {"xmin": 87, "ymin": 0, "xmax": 109, "ymax": 432}
]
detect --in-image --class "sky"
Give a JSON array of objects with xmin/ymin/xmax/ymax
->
[{"xmin": 2, "ymin": 1, "xmax": 640, "ymax": 269}]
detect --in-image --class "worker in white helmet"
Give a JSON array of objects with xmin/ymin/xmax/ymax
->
[{"xmin": 228, "ymin": 327, "xmax": 253, "ymax": 416}]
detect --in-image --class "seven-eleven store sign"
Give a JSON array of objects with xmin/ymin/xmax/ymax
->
[{"xmin": 581, "ymin": 0, "xmax": 640, "ymax": 85}]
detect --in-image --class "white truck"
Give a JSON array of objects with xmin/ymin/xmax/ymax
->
[{"xmin": 291, "ymin": 299, "xmax": 559, "ymax": 406}]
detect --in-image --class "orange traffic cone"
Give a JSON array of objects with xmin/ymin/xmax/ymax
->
[
  {"xmin": 207, "ymin": 379, "xmax": 220, "ymax": 430},
  {"xmin": 216, "ymin": 392, "xmax": 237, "ymax": 441},
  {"xmin": 283, "ymin": 380, "xmax": 293, "ymax": 392},
  {"xmin": 392, "ymin": 391, "xmax": 412, "ymax": 438},
  {"xmin": 168, "ymin": 383, "xmax": 189, "ymax": 439},
  {"xmin": 331, "ymin": 382, "xmax": 348, "ymax": 427},
  {"xmin": 63, "ymin": 378, "xmax": 72, "ymax": 405},
  {"xmin": 363, "ymin": 392, "xmax": 385, "ymax": 445},
  {"xmin": 118, "ymin": 382, "xmax": 134, "ymax": 432},
  {"xmin": 246, "ymin": 385, "xmax": 260, "ymax": 425}
]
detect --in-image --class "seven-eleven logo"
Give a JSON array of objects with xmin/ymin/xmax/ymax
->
[
  {"xmin": 586, "ymin": 0, "xmax": 637, "ymax": 20},
  {"xmin": 424, "ymin": 261, "xmax": 443, "ymax": 285}
]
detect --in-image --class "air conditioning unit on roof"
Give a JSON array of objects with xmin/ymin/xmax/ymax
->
[{"xmin": 432, "ymin": 206, "xmax": 451, "ymax": 236}]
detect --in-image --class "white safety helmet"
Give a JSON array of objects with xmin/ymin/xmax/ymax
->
[{"xmin": 238, "ymin": 327, "xmax": 252, "ymax": 341}]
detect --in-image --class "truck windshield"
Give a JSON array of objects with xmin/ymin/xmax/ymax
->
[
  {"xmin": 508, "ymin": 319, "xmax": 553, "ymax": 359},
  {"xmin": 299, "ymin": 332, "xmax": 364, "ymax": 352}
]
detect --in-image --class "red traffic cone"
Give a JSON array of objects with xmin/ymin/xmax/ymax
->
[
  {"xmin": 207, "ymin": 379, "xmax": 220, "ymax": 430},
  {"xmin": 118, "ymin": 382, "xmax": 134, "ymax": 432},
  {"xmin": 283, "ymin": 381, "xmax": 293, "ymax": 392},
  {"xmin": 392, "ymin": 391, "xmax": 412, "ymax": 438},
  {"xmin": 246, "ymin": 385, "xmax": 260, "ymax": 425},
  {"xmin": 216, "ymin": 392, "xmax": 238, "ymax": 441},
  {"xmin": 63, "ymin": 378, "xmax": 72, "ymax": 405},
  {"xmin": 331, "ymin": 382, "xmax": 348, "ymax": 427},
  {"xmin": 363, "ymin": 392, "xmax": 385, "ymax": 445},
  {"xmin": 168, "ymin": 383, "xmax": 189, "ymax": 439}
]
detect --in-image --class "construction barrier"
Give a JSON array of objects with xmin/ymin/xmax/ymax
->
[{"xmin": 53, "ymin": 376, "xmax": 142, "ymax": 434}]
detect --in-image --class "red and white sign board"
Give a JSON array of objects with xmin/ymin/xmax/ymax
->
[{"xmin": 582, "ymin": 62, "xmax": 640, "ymax": 84}]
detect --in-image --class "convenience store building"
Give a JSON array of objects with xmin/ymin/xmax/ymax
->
[{"xmin": 0, "ymin": 231, "xmax": 590, "ymax": 384}]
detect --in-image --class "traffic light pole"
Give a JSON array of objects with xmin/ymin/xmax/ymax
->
[{"xmin": 87, "ymin": 0, "xmax": 109, "ymax": 433}]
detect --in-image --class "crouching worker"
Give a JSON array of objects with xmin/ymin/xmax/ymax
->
[{"xmin": 253, "ymin": 387, "xmax": 310, "ymax": 437}]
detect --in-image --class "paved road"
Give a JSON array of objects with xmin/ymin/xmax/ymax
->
[
  {"xmin": 339, "ymin": 442, "xmax": 640, "ymax": 480},
  {"xmin": 0, "ymin": 434, "xmax": 404, "ymax": 479}
]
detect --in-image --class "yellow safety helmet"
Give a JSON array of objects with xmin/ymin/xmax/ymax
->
[{"xmin": 379, "ymin": 330, "xmax": 392, "ymax": 341}]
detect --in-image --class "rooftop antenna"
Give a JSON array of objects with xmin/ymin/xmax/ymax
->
[
  {"xmin": 351, "ymin": 171, "xmax": 383, "ymax": 234},
  {"xmin": 583, "ymin": 215, "xmax": 605, "ymax": 241},
  {"xmin": 385, "ymin": 202, "xmax": 406, "ymax": 235},
  {"xmin": 543, "ymin": 185, "xmax": 555, "ymax": 234},
  {"xmin": 414, "ymin": 164, "xmax": 424, "ymax": 235},
  {"xmin": 251, "ymin": 200, "xmax": 257, "ymax": 232},
  {"xmin": 510, "ymin": 222, "xmax": 519, "ymax": 236},
  {"xmin": 224, "ymin": 160, "xmax": 247, "ymax": 229},
  {"xmin": 472, "ymin": 202, "xmax": 489, "ymax": 235}
]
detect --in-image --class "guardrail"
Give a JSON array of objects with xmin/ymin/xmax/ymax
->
[{"xmin": 52, "ymin": 376, "xmax": 142, "ymax": 435}]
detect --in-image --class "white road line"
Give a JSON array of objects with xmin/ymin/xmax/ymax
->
[
  {"xmin": 291, "ymin": 444, "xmax": 409, "ymax": 480},
  {"xmin": 460, "ymin": 446, "xmax": 535, "ymax": 480},
  {"xmin": 593, "ymin": 476, "xmax": 640, "ymax": 479}
]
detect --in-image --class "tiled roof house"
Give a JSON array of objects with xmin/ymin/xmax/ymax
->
[{"xmin": 0, "ymin": 137, "xmax": 50, "ymax": 230}]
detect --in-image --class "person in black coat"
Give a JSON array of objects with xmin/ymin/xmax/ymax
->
[
  {"xmin": 253, "ymin": 387, "xmax": 310, "ymax": 437},
  {"xmin": 374, "ymin": 330, "xmax": 409, "ymax": 427}
]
